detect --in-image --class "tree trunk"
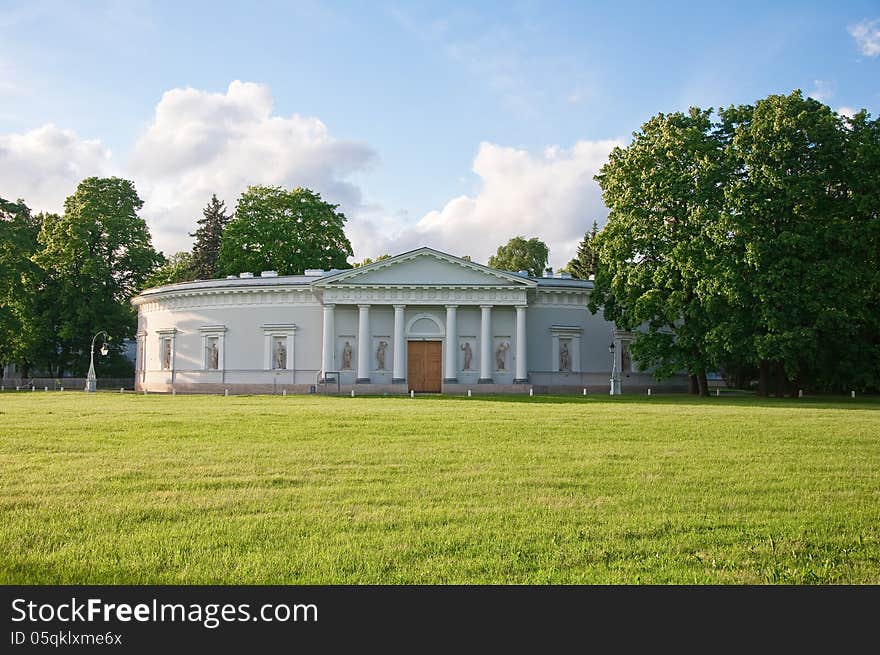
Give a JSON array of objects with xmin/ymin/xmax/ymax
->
[
  {"xmin": 696, "ymin": 369, "xmax": 710, "ymax": 397},
  {"xmin": 773, "ymin": 362, "xmax": 787, "ymax": 398},
  {"xmin": 688, "ymin": 374, "xmax": 698, "ymax": 395},
  {"xmin": 758, "ymin": 360, "xmax": 770, "ymax": 397}
]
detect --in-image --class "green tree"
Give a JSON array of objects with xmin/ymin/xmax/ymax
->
[
  {"xmin": 590, "ymin": 108, "xmax": 725, "ymax": 396},
  {"xmin": 565, "ymin": 221, "xmax": 600, "ymax": 279},
  {"xmin": 487, "ymin": 236, "xmax": 549, "ymax": 276},
  {"xmin": 190, "ymin": 194, "xmax": 231, "ymax": 279},
  {"xmin": 219, "ymin": 186, "xmax": 353, "ymax": 276},
  {"xmin": 33, "ymin": 177, "xmax": 160, "ymax": 375},
  {"xmin": 716, "ymin": 92, "xmax": 871, "ymax": 395},
  {"xmin": 352, "ymin": 254, "xmax": 391, "ymax": 267},
  {"xmin": 0, "ymin": 198, "xmax": 42, "ymax": 372},
  {"xmin": 144, "ymin": 251, "xmax": 196, "ymax": 288}
]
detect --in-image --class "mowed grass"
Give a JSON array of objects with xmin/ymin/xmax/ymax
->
[{"xmin": 1, "ymin": 392, "xmax": 879, "ymax": 584}]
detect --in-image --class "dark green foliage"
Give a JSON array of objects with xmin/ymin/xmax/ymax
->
[
  {"xmin": 144, "ymin": 251, "xmax": 196, "ymax": 288},
  {"xmin": 190, "ymin": 194, "xmax": 231, "ymax": 280},
  {"xmin": 592, "ymin": 92, "xmax": 880, "ymax": 394},
  {"xmin": 218, "ymin": 186, "xmax": 353, "ymax": 276},
  {"xmin": 565, "ymin": 221, "xmax": 600, "ymax": 279},
  {"xmin": 487, "ymin": 236, "xmax": 549, "ymax": 276},
  {"xmin": 31, "ymin": 177, "xmax": 160, "ymax": 375}
]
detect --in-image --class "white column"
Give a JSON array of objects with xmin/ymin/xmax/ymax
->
[
  {"xmin": 356, "ymin": 304, "xmax": 371, "ymax": 383},
  {"xmin": 392, "ymin": 304, "xmax": 406, "ymax": 383},
  {"xmin": 444, "ymin": 305, "xmax": 458, "ymax": 383},
  {"xmin": 321, "ymin": 304, "xmax": 335, "ymax": 380},
  {"xmin": 479, "ymin": 305, "xmax": 493, "ymax": 383},
  {"xmin": 514, "ymin": 305, "xmax": 528, "ymax": 383}
]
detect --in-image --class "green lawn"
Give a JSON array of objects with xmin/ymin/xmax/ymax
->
[{"xmin": 1, "ymin": 392, "xmax": 879, "ymax": 584}]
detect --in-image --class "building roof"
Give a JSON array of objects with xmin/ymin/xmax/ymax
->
[{"xmin": 133, "ymin": 246, "xmax": 593, "ymax": 301}]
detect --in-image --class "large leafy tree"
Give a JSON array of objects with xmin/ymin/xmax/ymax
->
[
  {"xmin": 589, "ymin": 108, "xmax": 725, "ymax": 395},
  {"xmin": 219, "ymin": 186, "xmax": 353, "ymax": 276},
  {"xmin": 144, "ymin": 251, "xmax": 196, "ymax": 288},
  {"xmin": 716, "ymin": 92, "xmax": 871, "ymax": 395},
  {"xmin": 0, "ymin": 197, "xmax": 42, "ymax": 372},
  {"xmin": 487, "ymin": 236, "xmax": 549, "ymax": 276},
  {"xmin": 190, "ymin": 194, "xmax": 231, "ymax": 279},
  {"xmin": 565, "ymin": 221, "xmax": 601, "ymax": 279},
  {"xmin": 33, "ymin": 177, "xmax": 160, "ymax": 375}
]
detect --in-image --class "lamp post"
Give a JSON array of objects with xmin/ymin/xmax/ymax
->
[
  {"xmin": 609, "ymin": 341, "xmax": 621, "ymax": 396},
  {"xmin": 85, "ymin": 331, "xmax": 110, "ymax": 393}
]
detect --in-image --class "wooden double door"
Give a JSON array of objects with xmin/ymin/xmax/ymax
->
[{"xmin": 407, "ymin": 340, "xmax": 442, "ymax": 392}]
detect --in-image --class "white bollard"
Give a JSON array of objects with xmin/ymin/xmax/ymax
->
[
  {"xmin": 851, "ymin": 390, "xmax": 856, "ymax": 399},
  {"xmin": 648, "ymin": 388, "xmax": 652, "ymax": 396},
  {"xmin": 172, "ymin": 388, "xmax": 176, "ymax": 396},
  {"xmin": 529, "ymin": 388, "xmax": 533, "ymax": 397},
  {"xmin": 467, "ymin": 389, "xmax": 472, "ymax": 397},
  {"xmin": 60, "ymin": 387, "xmax": 64, "ymax": 392},
  {"xmin": 798, "ymin": 389, "xmax": 803, "ymax": 398},
  {"xmin": 716, "ymin": 388, "xmax": 720, "ymax": 397},
  {"xmin": 351, "ymin": 389, "xmax": 355, "ymax": 398},
  {"xmin": 16, "ymin": 386, "xmax": 19, "ymax": 391},
  {"xmin": 282, "ymin": 389, "xmax": 287, "ymax": 397},
  {"xmin": 120, "ymin": 388, "xmax": 124, "ymax": 393},
  {"xmin": 44, "ymin": 386, "xmax": 48, "ymax": 392},
  {"xmin": 224, "ymin": 389, "xmax": 229, "ymax": 396},
  {"xmin": 583, "ymin": 388, "xmax": 587, "ymax": 396},
  {"xmin": 410, "ymin": 389, "xmax": 414, "ymax": 398},
  {"xmin": 32, "ymin": 385, "xmax": 35, "ymax": 391}
]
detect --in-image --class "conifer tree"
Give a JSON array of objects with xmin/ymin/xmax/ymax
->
[{"xmin": 190, "ymin": 194, "xmax": 231, "ymax": 279}]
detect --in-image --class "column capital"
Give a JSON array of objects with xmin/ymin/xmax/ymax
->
[
  {"xmin": 515, "ymin": 304, "xmax": 528, "ymax": 311},
  {"xmin": 323, "ymin": 303, "xmax": 335, "ymax": 309},
  {"xmin": 444, "ymin": 304, "xmax": 459, "ymax": 310},
  {"xmin": 480, "ymin": 304, "xmax": 494, "ymax": 310},
  {"xmin": 358, "ymin": 303, "xmax": 371, "ymax": 310},
  {"xmin": 393, "ymin": 304, "xmax": 406, "ymax": 311}
]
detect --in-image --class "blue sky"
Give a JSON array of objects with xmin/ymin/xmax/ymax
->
[{"xmin": 1, "ymin": 0, "xmax": 878, "ymax": 266}]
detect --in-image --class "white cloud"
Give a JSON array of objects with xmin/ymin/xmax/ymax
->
[
  {"xmin": 0, "ymin": 81, "xmax": 617, "ymax": 270},
  {"xmin": 808, "ymin": 79, "xmax": 834, "ymax": 103},
  {"xmin": 361, "ymin": 139, "xmax": 620, "ymax": 269},
  {"xmin": 0, "ymin": 124, "xmax": 112, "ymax": 211},
  {"xmin": 849, "ymin": 18, "xmax": 880, "ymax": 56},
  {"xmin": 129, "ymin": 81, "xmax": 376, "ymax": 255},
  {"xmin": 837, "ymin": 106, "xmax": 856, "ymax": 119}
]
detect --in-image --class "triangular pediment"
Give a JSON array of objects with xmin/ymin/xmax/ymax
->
[{"xmin": 314, "ymin": 248, "xmax": 536, "ymax": 287}]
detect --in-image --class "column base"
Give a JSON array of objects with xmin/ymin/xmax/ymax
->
[
  {"xmin": 392, "ymin": 378, "xmax": 406, "ymax": 384},
  {"xmin": 443, "ymin": 378, "xmax": 458, "ymax": 384},
  {"xmin": 513, "ymin": 378, "xmax": 529, "ymax": 384},
  {"xmin": 355, "ymin": 378, "xmax": 371, "ymax": 384},
  {"xmin": 478, "ymin": 378, "xmax": 494, "ymax": 384}
]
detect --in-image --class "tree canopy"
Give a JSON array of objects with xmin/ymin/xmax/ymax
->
[
  {"xmin": 487, "ymin": 236, "xmax": 549, "ymax": 276},
  {"xmin": 565, "ymin": 221, "xmax": 601, "ymax": 280},
  {"xmin": 190, "ymin": 194, "xmax": 231, "ymax": 280},
  {"xmin": 218, "ymin": 186, "xmax": 353, "ymax": 276},
  {"xmin": 32, "ymin": 177, "xmax": 160, "ymax": 375},
  {"xmin": 144, "ymin": 251, "xmax": 196, "ymax": 288},
  {"xmin": 591, "ymin": 91, "xmax": 880, "ymax": 395}
]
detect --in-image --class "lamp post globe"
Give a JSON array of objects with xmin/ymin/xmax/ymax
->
[{"xmin": 85, "ymin": 331, "xmax": 110, "ymax": 393}]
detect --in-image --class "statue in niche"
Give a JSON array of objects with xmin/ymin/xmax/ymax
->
[
  {"xmin": 460, "ymin": 341, "xmax": 473, "ymax": 370},
  {"xmin": 208, "ymin": 340, "xmax": 219, "ymax": 370},
  {"xmin": 376, "ymin": 340, "xmax": 387, "ymax": 370},
  {"xmin": 495, "ymin": 341, "xmax": 509, "ymax": 371},
  {"xmin": 341, "ymin": 340, "xmax": 353, "ymax": 370},
  {"xmin": 162, "ymin": 339, "xmax": 172, "ymax": 370},
  {"xmin": 560, "ymin": 341, "xmax": 570, "ymax": 372},
  {"xmin": 274, "ymin": 338, "xmax": 287, "ymax": 370}
]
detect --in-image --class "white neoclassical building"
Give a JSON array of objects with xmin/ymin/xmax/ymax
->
[{"xmin": 131, "ymin": 247, "xmax": 687, "ymax": 394}]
